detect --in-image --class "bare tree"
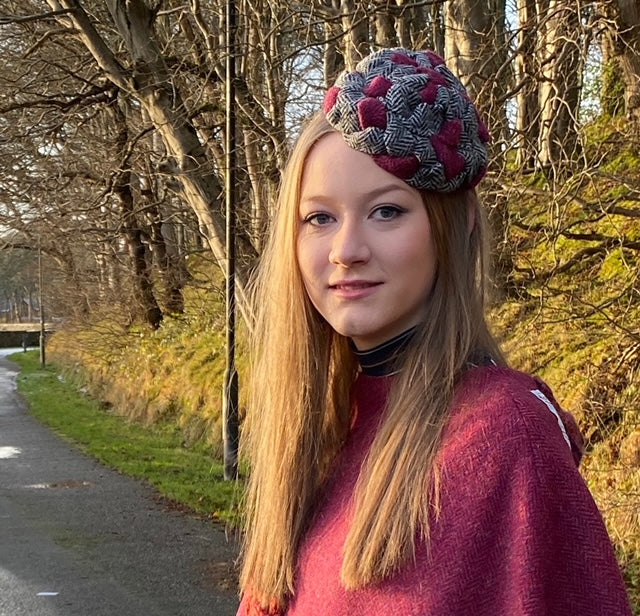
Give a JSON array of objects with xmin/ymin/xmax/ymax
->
[
  {"xmin": 600, "ymin": 0, "xmax": 640, "ymax": 127},
  {"xmin": 445, "ymin": 0, "xmax": 511, "ymax": 150},
  {"xmin": 536, "ymin": 0, "xmax": 585, "ymax": 171}
]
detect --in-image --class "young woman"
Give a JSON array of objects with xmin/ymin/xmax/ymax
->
[{"xmin": 237, "ymin": 48, "xmax": 632, "ymax": 615}]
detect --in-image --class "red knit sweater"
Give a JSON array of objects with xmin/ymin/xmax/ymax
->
[{"xmin": 239, "ymin": 366, "xmax": 632, "ymax": 615}]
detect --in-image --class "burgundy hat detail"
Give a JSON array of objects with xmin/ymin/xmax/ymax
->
[
  {"xmin": 323, "ymin": 86, "xmax": 340, "ymax": 114},
  {"xmin": 323, "ymin": 47, "xmax": 490, "ymax": 192},
  {"xmin": 390, "ymin": 52, "xmax": 419, "ymax": 66},
  {"xmin": 425, "ymin": 50, "xmax": 445, "ymax": 67},
  {"xmin": 357, "ymin": 98, "xmax": 387, "ymax": 130},
  {"xmin": 373, "ymin": 155, "xmax": 420, "ymax": 180},
  {"xmin": 363, "ymin": 75, "xmax": 393, "ymax": 98},
  {"xmin": 431, "ymin": 120, "xmax": 466, "ymax": 180}
]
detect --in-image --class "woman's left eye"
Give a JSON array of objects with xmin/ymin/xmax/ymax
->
[{"xmin": 371, "ymin": 205, "xmax": 404, "ymax": 220}]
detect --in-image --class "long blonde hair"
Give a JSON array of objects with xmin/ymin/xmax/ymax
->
[{"xmin": 240, "ymin": 113, "xmax": 504, "ymax": 609}]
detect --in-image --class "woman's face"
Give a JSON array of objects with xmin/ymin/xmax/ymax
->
[{"xmin": 296, "ymin": 133, "xmax": 437, "ymax": 350}]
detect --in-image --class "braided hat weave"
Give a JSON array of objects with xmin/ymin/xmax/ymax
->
[{"xmin": 323, "ymin": 48, "xmax": 491, "ymax": 192}]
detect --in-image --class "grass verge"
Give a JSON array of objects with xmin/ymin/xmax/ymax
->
[{"xmin": 9, "ymin": 351, "xmax": 242, "ymax": 525}]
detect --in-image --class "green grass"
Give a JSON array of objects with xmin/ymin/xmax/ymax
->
[{"xmin": 9, "ymin": 351, "xmax": 242, "ymax": 525}]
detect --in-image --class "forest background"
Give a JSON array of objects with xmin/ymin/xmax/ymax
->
[{"xmin": 1, "ymin": 0, "xmax": 639, "ymax": 607}]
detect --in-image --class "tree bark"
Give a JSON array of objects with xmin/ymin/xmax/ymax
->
[
  {"xmin": 374, "ymin": 1, "xmax": 398, "ymax": 48},
  {"xmin": 515, "ymin": 0, "xmax": 541, "ymax": 169},
  {"xmin": 618, "ymin": 0, "xmax": 640, "ymax": 126},
  {"xmin": 602, "ymin": 0, "xmax": 640, "ymax": 126},
  {"xmin": 430, "ymin": 1, "xmax": 446, "ymax": 55},
  {"xmin": 147, "ymin": 206, "xmax": 188, "ymax": 316},
  {"xmin": 537, "ymin": 0, "xmax": 583, "ymax": 170},
  {"xmin": 323, "ymin": 1, "xmax": 345, "ymax": 87},
  {"xmin": 444, "ymin": 0, "xmax": 511, "ymax": 153},
  {"xmin": 340, "ymin": 0, "xmax": 370, "ymax": 69},
  {"xmin": 112, "ymin": 101, "xmax": 163, "ymax": 329},
  {"xmin": 394, "ymin": 0, "xmax": 413, "ymax": 48}
]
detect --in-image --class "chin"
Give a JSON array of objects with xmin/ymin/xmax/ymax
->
[{"xmin": 331, "ymin": 322, "xmax": 374, "ymax": 342}]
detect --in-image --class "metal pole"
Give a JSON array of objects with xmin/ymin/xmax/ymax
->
[
  {"xmin": 223, "ymin": 0, "xmax": 239, "ymax": 480},
  {"xmin": 38, "ymin": 237, "xmax": 45, "ymax": 368}
]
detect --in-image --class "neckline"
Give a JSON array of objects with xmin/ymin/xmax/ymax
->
[{"xmin": 352, "ymin": 328, "xmax": 416, "ymax": 376}]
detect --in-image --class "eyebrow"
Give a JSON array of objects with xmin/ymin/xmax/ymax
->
[{"xmin": 300, "ymin": 183, "xmax": 414, "ymax": 205}]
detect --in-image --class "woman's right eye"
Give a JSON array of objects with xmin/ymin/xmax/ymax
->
[{"xmin": 303, "ymin": 212, "xmax": 334, "ymax": 226}]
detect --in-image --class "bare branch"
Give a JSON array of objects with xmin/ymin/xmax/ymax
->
[{"xmin": 0, "ymin": 8, "xmax": 74, "ymax": 25}]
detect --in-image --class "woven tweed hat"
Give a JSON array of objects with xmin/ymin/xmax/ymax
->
[{"xmin": 323, "ymin": 48, "xmax": 491, "ymax": 193}]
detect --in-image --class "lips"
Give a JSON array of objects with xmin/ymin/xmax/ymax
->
[
  {"xmin": 329, "ymin": 280, "xmax": 381, "ymax": 289},
  {"xmin": 328, "ymin": 280, "xmax": 382, "ymax": 300}
]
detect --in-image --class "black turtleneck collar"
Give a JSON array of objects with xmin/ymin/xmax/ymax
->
[
  {"xmin": 352, "ymin": 329, "xmax": 497, "ymax": 377},
  {"xmin": 352, "ymin": 328, "xmax": 416, "ymax": 377}
]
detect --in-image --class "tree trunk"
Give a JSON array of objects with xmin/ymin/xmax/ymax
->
[
  {"xmin": 340, "ymin": 0, "xmax": 370, "ymax": 69},
  {"xmin": 537, "ymin": 0, "xmax": 583, "ymax": 171},
  {"xmin": 394, "ymin": 0, "xmax": 413, "ymax": 48},
  {"xmin": 149, "ymin": 209, "xmax": 188, "ymax": 316},
  {"xmin": 28, "ymin": 288, "xmax": 33, "ymax": 321},
  {"xmin": 112, "ymin": 102, "xmax": 163, "ymax": 330},
  {"xmin": 515, "ymin": 0, "xmax": 541, "ymax": 169},
  {"xmin": 602, "ymin": 0, "xmax": 640, "ymax": 126},
  {"xmin": 324, "ymin": 1, "xmax": 345, "ymax": 87},
  {"xmin": 12, "ymin": 292, "xmax": 21, "ymax": 322},
  {"xmin": 444, "ymin": 0, "xmax": 510, "ymax": 154},
  {"xmin": 600, "ymin": 25, "xmax": 626, "ymax": 117},
  {"xmin": 430, "ymin": 1, "xmax": 446, "ymax": 55},
  {"xmin": 374, "ymin": 1, "xmax": 398, "ymax": 47}
]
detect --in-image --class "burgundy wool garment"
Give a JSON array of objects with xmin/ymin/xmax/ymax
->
[{"xmin": 239, "ymin": 366, "xmax": 633, "ymax": 616}]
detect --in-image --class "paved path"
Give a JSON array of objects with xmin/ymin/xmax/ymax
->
[{"xmin": 0, "ymin": 349, "xmax": 240, "ymax": 616}]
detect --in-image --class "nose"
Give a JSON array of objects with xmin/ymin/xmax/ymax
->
[{"xmin": 329, "ymin": 219, "xmax": 371, "ymax": 266}]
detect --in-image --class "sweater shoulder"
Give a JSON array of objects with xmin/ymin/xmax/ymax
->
[{"xmin": 444, "ymin": 366, "xmax": 582, "ymax": 467}]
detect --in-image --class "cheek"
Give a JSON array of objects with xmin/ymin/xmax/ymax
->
[
  {"xmin": 405, "ymin": 229, "xmax": 437, "ymax": 292},
  {"xmin": 296, "ymin": 238, "xmax": 320, "ymax": 293},
  {"xmin": 296, "ymin": 238, "xmax": 308, "ymax": 283},
  {"xmin": 296, "ymin": 245, "xmax": 326, "ymax": 320},
  {"xmin": 395, "ymin": 225, "xmax": 436, "ymax": 265}
]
